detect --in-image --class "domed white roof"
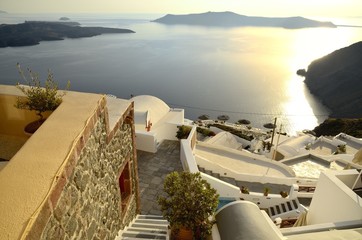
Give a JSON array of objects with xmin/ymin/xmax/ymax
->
[{"xmin": 131, "ymin": 95, "xmax": 170, "ymax": 126}]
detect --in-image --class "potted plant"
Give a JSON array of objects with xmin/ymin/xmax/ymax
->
[
  {"xmin": 241, "ymin": 186, "xmax": 250, "ymax": 194},
  {"xmin": 15, "ymin": 64, "xmax": 69, "ymax": 134},
  {"xmin": 280, "ymin": 191, "xmax": 289, "ymax": 198},
  {"xmin": 263, "ymin": 187, "xmax": 270, "ymax": 196},
  {"xmin": 158, "ymin": 171, "xmax": 219, "ymax": 240}
]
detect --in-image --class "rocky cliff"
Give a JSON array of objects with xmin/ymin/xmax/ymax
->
[
  {"xmin": 304, "ymin": 41, "xmax": 362, "ymax": 118},
  {"xmin": 313, "ymin": 118, "xmax": 362, "ymax": 137}
]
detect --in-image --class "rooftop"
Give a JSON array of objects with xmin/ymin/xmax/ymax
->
[{"xmin": 0, "ymin": 85, "xmax": 131, "ymax": 239}]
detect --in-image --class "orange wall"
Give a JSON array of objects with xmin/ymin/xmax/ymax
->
[{"xmin": 0, "ymin": 95, "xmax": 49, "ymax": 137}]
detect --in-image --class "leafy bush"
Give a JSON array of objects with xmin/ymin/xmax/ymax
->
[
  {"xmin": 158, "ymin": 172, "xmax": 219, "ymax": 239},
  {"xmin": 210, "ymin": 123, "xmax": 254, "ymax": 141},
  {"xmin": 196, "ymin": 127, "xmax": 216, "ymax": 137},
  {"xmin": 15, "ymin": 64, "xmax": 69, "ymax": 120},
  {"xmin": 176, "ymin": 125, "xmax": 192, "ymax": 139}
]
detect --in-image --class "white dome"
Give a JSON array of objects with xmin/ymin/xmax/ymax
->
[{"xmin": 131, "ymin": 95, "xmax": 170, "ymax": 126}]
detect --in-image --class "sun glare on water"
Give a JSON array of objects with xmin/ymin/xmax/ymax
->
[{"xmin": 281, "ymin": 26, "xmax": 356, "ymax": 133}]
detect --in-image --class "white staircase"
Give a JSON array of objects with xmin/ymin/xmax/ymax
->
[
  {"xmin": 116, "ymin": 215, "xmax": 169, "ymax": 240},
  {"xmin": 268, "ymin": 199, "xmax": 300, "ymax": 218}
]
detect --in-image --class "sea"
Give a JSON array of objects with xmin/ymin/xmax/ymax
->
[{"xmin": 1, "ymin": 13, "xmax": 362, "ymax": 135}]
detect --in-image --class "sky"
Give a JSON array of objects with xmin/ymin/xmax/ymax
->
[{"xmin": 0, "ymin": 0, "xmax": 361, "ymax": 18}]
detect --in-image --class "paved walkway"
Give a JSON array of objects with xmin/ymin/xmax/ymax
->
[{"xmin": 137, "ymin": 140, "xmax": 183, "ymax": 215}]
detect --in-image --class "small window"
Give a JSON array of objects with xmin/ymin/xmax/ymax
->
[{"xmin": 119, "ymin": 162, "xmax": 131, "ymax": 209}]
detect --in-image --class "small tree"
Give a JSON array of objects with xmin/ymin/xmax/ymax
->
[
  {"xmin": 158, "ymin": 171, "xmax": 219, "ymax": 239},
  {"xmin": 15, "ymin": 63, "xmax": 69, "ymax": 121}
]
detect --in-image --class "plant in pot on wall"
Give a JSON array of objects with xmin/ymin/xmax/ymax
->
[
  {"xmin": 15, "ymin": 64, "xmax": 70, "ymax": 134},
  {"xmin": 263, "ymin": 187, "xmax": 270, "ymax": 196},
  {"xmin": 158, "ymin": 171, "xmax": 219, "ymax": 240}
]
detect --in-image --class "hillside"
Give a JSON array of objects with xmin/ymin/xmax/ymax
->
[
  {"xmin": 152, "ymin": 11, "xmax": 336, "ymax": 29},
  {"xmin": 313, "ymin": 118, "xmax": 362, "ymax": 138},
  {"xmin": 0, "ymin": 21, "xmax": 135, "ymax": 48},
  {"xmin": 304, "ymin": 41, "xmax": 362, "ymax": 118}
]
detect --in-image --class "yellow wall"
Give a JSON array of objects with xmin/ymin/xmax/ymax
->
[{"xmin": 0, "ymin": 95, "xmax": 50, "ymax": 137}]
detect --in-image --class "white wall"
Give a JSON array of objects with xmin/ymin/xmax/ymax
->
[
  {"xmin": 200, "ymin": 172, "xmax": 241, "ymax": 198},
  {"xmin": 179, "ymin": 126, "xmax": 198, "ymax": 172},
  {"xmin": 154, "ymin": 122, "xmax": 178, "ymax": 142},
  {"xmin": 307, "ymin": 170, "xmax": 362, "ymax": 224},
  {"xmin": 196, "ymin": 154, "xmax": 298, "ymax": 186},
  {"xmin": 179, "ymin": 126, "xmax": 242, "ymax": 198},
  {"xmin": 135, "ymin": 131, "xmax": 157, "ymax": 153}
]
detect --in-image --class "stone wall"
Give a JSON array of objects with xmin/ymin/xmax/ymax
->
[{"xmin": 25, "ymin": 100, "xmax": 139, "ymax": 240}]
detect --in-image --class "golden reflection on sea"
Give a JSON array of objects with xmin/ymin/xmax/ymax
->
[{"xmin": 282, "ymin": 27, "xmax": 355, "ymax": 134}]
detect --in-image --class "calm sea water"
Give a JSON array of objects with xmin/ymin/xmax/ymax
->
[{"xmin": 1, "ymin": 13, "xmax": 362, "ymax": 134}]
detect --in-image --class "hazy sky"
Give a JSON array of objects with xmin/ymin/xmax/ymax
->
[{"xmin": 0, "ymin": 0, "xmax": 360, "ymax": 18}]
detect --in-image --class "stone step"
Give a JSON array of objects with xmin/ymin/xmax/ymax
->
[
  {"xmin": 134, "ymin": 219, "xmax": 168, "ymax": 225},
  {"xmin": 137, "ymin": 215, "xmax": 165, "ymax": 220},
  {"xmin": 268, "ymin": 199, "xmax": 300, "ymax": 217},
  {"xmin": 131, "ymin": 223, "xmax": 169, "ymax": 230},
  {"xmin": 204, "ymin": 169, "xmax": 213, "ymax": 175},
  {"xmin": 126, "ymin": 227, "xmax": 167, "ymax": 235},
  {"xmin": 117, "ymin": 215, "xmax": 169, "ymax": 240},
  {"xmin": 121, "ymin": 238, "xmax": 160, "ymax": 240},
  {"xmin": 211, "ymin": 172, "xmax": 220, "ymax": 178},
  {"xmin": 122, "ymin": 231, "xmax": 167, "ymax": 239},
  {"xmin": 197, "ymin": 166, "xmax": 205, "ymax": 172},
  {"xmin": 219, "ymin": 176, "xmax": 237, "ymax": 186}
]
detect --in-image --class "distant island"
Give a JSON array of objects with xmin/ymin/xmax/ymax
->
[
  {"xmin": 0, "ymin": 10, "xmax": 7, "ymax": 14},
  {"xmin": 0, "ymin": 21, "xmax": 135, "ymax": 48},
  {"xmin": 59, "ymin": 17, "xmax": 70, "ymax": 21},
  {"xmin": 303, "ymin": 41, "xmax": 362, "ymax": 118},
  {"xmin": 152, "ymin": 11, "xmax": 336, "ymax": 29}
]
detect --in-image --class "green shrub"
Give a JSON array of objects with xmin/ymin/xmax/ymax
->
[
  {"xmin": 196, "ymin": 127, "xmax": 216, "ymax": 137},
  {"xmin": 158, "ymin": 172, "xmax": 219, "ymax": 239},
  {"xmin": 176, "ymin": 125, "xmax": 192, "ymax": 139},
  {"xmin": 210, "ymin": 123, "xmax": 254, "ymax": 141},
  {"xmin": 15, "ymin": 64, "xmax": 69, "ymax": 120}
]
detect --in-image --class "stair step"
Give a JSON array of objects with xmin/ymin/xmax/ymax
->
[
  {"xmin": 132, "ymin": 223, "xmax": 168, "ymax": 230},
  {"xmin": 126, "ymin": 227, "xmax": 167, "ymax": 235},
  {"xmin": 204, "ymin": 170, "xmax": 213, "ymax": 175},
  {"xmin": 235, "ymin": 181, "xmax": 244, "ymax": 188},
  {"xmin": 122, "ymin": 231, "xmax": 167, "ymax": 239},
  {"xmin": 211, "ymin": 172, "xmax": 220, "ymax": 178},
  {"xmin": 137, "ymin": 215, "xmax": 165, "ymax": 220},
  {"xmin": 268, "ymin": 199, "xmax": 300, "ymax": 217},
  {"xmin": 220, "ymin": 176, "xmax": 237, "ymax": 186},
  {"xmin": 122, "ymin": 238, "xmax": 161, "ymax": 240},
  {"xmin": 134, "ymin": 219, "xmax": 168, "ymax": 225}
]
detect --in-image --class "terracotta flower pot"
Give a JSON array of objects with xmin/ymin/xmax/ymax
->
[
  {"xmin": 171, "ymin": 227, "xmax": 193, "ymax": 240},
  {"xmin": 24, "ymin": 119, "xmax": 46, "ymax": 135}
]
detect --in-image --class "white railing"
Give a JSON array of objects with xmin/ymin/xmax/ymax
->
[
  {"xmin": 180, "ymin": 126, "xmax": 198, "ymax": 173},
  {"xmin": 179, "ymin": 126, "xmax": 242, "ymax": 197}
]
